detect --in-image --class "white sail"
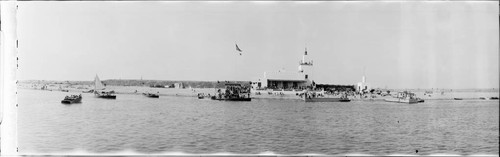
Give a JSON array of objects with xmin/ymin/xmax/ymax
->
[{"xmin": 94, "ymin": 75, "xmax": 105, "ymax": 90}]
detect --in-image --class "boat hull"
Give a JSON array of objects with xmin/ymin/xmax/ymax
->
[
  {"xmin": 96, "ymin": 95, "xmax": 116, "ymax": 99},
  {"xmin": 143, "ymin": 93, "xmax": 159, "ymax": 98},
  {"xmin": 224, "ymin": 98, "xmax": 251, "ymax": 101},
  {"xmin": 61, "ymin": 97, "xmax": 82, "ymax": 104},
  {"xmin": 210, "ymin": 96, "xmax": 251, "ymax": 101},
  {"xmin": 384, "ymin": 98, "xmax": 418, "ymax": 104},
  {"xmin": 303, "ymin": 97, "xmax": 350, "ymax": 102}
]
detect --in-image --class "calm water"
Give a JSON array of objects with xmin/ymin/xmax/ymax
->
[{"xmin": 18, "ymin": 89, "xmax": 499, "ymax": 155}]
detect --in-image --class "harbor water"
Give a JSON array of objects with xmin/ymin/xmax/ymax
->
[{"xmin": 18, "ymin": 89, "xmax": 499, "ymax": 155}]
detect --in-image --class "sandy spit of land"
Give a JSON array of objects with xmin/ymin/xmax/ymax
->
[{"xmin": 18, "ymin": 82, "xmax": 499, "ymax": 101}]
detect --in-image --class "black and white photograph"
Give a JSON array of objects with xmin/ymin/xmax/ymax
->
[{"xmin": 0, "ymin": 0, "xmax": 498, "ymax": 156}]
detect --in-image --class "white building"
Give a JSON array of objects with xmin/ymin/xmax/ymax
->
[{"xmin": 252, "ymin": 48, "xmax": 313, "ymax": 90}]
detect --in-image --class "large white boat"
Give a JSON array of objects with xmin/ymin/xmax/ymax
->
[{"xmin": 384, "ymin": 91, "xmax": 419, "ymax": 104}]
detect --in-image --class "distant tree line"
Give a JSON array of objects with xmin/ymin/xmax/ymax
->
[{"xmin": 102, "ymin": 79, "xmax": 251, "ymax": 88}]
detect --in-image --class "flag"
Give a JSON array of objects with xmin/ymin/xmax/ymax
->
[
  {"xmin": 236, "ymin": 44, "xmax": 242, "ymax": 52},
  {"xmin": 236, "ymin": 44, "xmax": 243, "ymax": 55}
]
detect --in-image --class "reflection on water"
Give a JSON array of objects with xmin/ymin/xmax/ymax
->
[{"xmin": 18, "ymin": 89, "xmax": 499, "ymax": 155}]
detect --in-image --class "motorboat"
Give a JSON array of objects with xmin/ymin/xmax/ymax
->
[
  {"xmin": 95, "ymin": 91, "xmax": 117, "ymax": 99},
  {"xmin": 61, "ymin": 94, "xmax": 82, "ymax": 104},
  {"xmin": 384, "ymin": 91, "xmax": 420, "ymax": 104}
]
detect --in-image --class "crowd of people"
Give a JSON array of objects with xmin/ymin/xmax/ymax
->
[
  {"xmin": 210, "ymin": 85, "xmax": 251, "ymax": 99},
  {"xmin": 64, "ymin": 94, "xmax": 82, "ymax": 100}
]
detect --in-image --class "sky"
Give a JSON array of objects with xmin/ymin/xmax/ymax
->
[{"xmin": 17, "ymin": 1, "xmax": 498, "ymax": 89}]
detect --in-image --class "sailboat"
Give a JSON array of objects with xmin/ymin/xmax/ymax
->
[{"xmin": 94, "ymin": 75, "xmax": 116, "ymax": 99}]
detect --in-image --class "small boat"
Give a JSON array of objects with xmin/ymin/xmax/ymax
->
[
  {"xmin": 384, "ymin": 91, "xmax": 420, "ymax": 104},
  {"xmin": 61, "ymin": 94, "xmax": 82, "ymax": 104},
  {"xmin": 95, "ymin": 91, "xmax": 117, "ymax": 99},
  {"xmin": 490, "ymin": 97, "xmax": 499, "ymax": 100},
  {"xmin": 479, "ymin": 97, "xmax": 486, "ymax": 100},
  {"xmin": 93, "ymin": 75, "xmax": 117, "ymax": 99},
  {"xmin": 143, "ymin": 92, "xmax": 159, "ymax": 98},
  {"xmin": 454, "ymin": 98, "xmax": 463, "ymax": 100},
  {"xmin": 385, "ymin": 98, "xmax": 419, "ymax": 104},
  {"xmin": 416, "ymin": 98, "xmax": 425, "ymax": 103},
  {"xmin": 211, "ymin": 83, "xmax": 251, "ymax": 101},
  {"xmin": 211, "ymin": 96, "xmax": 251, "ymax": 101},
  {"xmin": 197, "ymin": 93, "xmax": 205, "ymax": 99},
  {"xmin": 82, "ymin": 89, "xmax": 94, "ymax": 93},
  {"xmin": 61, "ymin": 89, "xmax": 69, "ymax": 92}
]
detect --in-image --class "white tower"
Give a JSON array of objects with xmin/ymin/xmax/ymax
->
[
  {"xmin": 298, "ymin": 47, "xmax": 313, "ymax": 80},
  {"xmin": 357, "ymin": 67, "xmax": 371, "ymax": 92}
]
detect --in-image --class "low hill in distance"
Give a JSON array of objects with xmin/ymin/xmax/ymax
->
[{"xmin": 20, "ymin": 79, "xmax": 252, "ymax": 89}]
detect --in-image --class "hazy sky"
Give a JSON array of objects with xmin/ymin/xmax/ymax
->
[{"xmin": 18, "ymin": 1, "xmax": 498, "ymax": 89}]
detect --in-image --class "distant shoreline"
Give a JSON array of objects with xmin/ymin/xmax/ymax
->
[{"xmin": 18, "ymin": 79, "xmax": 499, "ymax": 92}]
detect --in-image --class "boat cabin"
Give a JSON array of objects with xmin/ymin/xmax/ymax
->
[{"xmin": 396, "ymin": 91, "xmax": 416, "ymax": 99}]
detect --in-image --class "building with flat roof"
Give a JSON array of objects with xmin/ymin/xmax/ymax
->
[
  {"xmin": 252, "ymin": 48, "xmax": 313, "ymax": 90},
  {"xmin": 251, "ymin": 48, "xmax": 361, "ymax": 93}
]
